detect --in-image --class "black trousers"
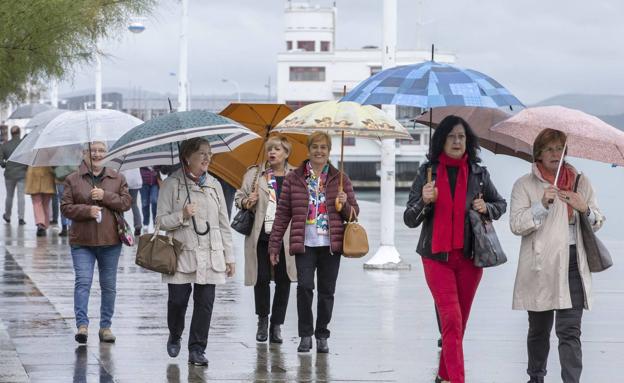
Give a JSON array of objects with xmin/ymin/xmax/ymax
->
[
  {"xmin": 167, "ymin": 283, "xmax": 215, "ymax": 353},
  {"xmin": 254, "ymin": 239, "xmax": 291, "ymax": 325},
  {"xmin": 527, "ymin": 245, "xmax": 584, "ymax": 383},
  {"xmin": 295, "ymin": 246, "xmax": 341, "ymax": 339}
]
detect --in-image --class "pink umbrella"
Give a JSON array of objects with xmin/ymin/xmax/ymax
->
[
  {"xmin": 415, "ymin": 106, "xmax": 533, "ymax": 162},
  {"xmin": 490, "ymin": 106, "xmax": 624, "ymax": 166}
]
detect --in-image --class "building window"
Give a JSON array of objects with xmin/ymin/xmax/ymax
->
[
  {"xmin": 289, "ymin": 67, "xmax": 326, "ymax": 81},
  {"xmin": 320, "ymin": 41, "xmax": 330, "ymax": 52},
  {"xmin": 286, "ymin": 41, "xmax": 292, "ymax": 51},
  {"xmin": 399, "ymin": 132, "xmax": 421, "ymax": 145},
  {"xmin": 370, "ymin": 66, "xmax": 382, "ymax": 77},
  {"xmin": 343, "ymin": 137, "xmax": 355, "ymax": 146},
  {"xmin": 285, "ymin": 100, "xmax": 315, "ymax": 110},
  {"xmin": 297, "ymin": 41, "xmax": 315, "ymax": 52}
]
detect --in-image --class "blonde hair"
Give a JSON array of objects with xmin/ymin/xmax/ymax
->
[
  {"xmin": 533, "ymin": 128, "xmax": 567, "ymax": 162},
  {"xmin": 265, "ymin": 135, "xmax": 292, "ymax": 157},
  {"xmin": 307, "ymin": 131, "xmax": 332, "ymax": 151}
]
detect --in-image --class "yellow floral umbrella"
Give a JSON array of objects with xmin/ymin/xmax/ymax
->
[{"xmin": 274, "ymin": 100, "xmax": 412, "ymax": 210}]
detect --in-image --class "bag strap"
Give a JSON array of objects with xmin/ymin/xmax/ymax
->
[
  {"xmin": 348, "ymin": 206, "xmax": 358, "ymax": 223},
  {"xmin": 573, "ymin": 174, "xmax": 581, "ymax": 193}
]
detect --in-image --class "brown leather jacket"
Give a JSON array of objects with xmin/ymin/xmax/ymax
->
[{"xmin": 61, "ymin": 162, "xmax": 132, "ymax": 246}]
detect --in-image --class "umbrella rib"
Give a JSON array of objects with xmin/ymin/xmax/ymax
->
[{"xmin": 246, "ymin": 104, "xmax": 270, "ymax": 127}]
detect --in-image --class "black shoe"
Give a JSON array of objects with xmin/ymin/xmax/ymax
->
[
  {"xmin": 316, "ymin": 338, "xmax": 329, "ymax": 353},
  {"xmin": 269, "ymin": 324, "xmax": 283, "ymax": 344},
  {"xmin": 59, "ymin": 225, "xmax": 68, "ymax": 237},
  {"xmin": 256, "ymin": 316, "xmax": 268, "ymax": 342},
  {"xmin": 50, "ymin": 220, "xmax": 58, "ymax": 226},
  {"xmin": 134, "ymin": 227, "xmax": 141, "ymax": 236},
  {"xmin": 527, "ymin": 377, "xmax": 544, "ymax": 383},
  {"xmin": 166, "ymin": 335, "xmax": 181, "ymax": 358},
  {"xmin": 297, "ymin": 336, "xmax": 312, "ymax": 353},
  {"xmin": 188, "ymin": 350, "xmax": 208, "ymax": 366},
  {"xmin": 36, "ymin": 225, "xmax": 46, "ymax": 237},
  {"xmin": 18, "ymin": 219, "xmax": 26, "ymax": 225},
  {"xmin": 2, "ymin": 214, "xmax": 9, "ymax": 224}
]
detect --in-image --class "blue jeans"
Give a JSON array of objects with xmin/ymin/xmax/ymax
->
[
  {"xmin": 140, "ymin": 184, "xmax": 158, "ymax": 226},
  {"xmin": 128, "ymin": 188, "xmax": 142, "ymax": 229},
  {"xmin": 71, "ymin": 244, "xmax": 122, "ymax": 328}
]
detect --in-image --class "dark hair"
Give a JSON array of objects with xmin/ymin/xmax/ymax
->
[
  {"xmin": 179, "ymin": 137, "xmax": 211, "ymax": 165},
  {"xmin": 428, "ymin": 115, "xmax": 481, "ymax": 163}
]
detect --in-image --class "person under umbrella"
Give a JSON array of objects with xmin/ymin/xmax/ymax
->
[
  {"xmin": 403, "ymin": 116, "xmax": 507, "ymax": 383},
  {"xmin": 156, "ymin": 137, "xmax": 235, "ymax": 367},
  {"xmin": 234, "ymin": 135, "xmax": 297, "ymax": 344},
  {"xmin": 61, "ymin": 141, "xmax": 132, "ymax": 344}
]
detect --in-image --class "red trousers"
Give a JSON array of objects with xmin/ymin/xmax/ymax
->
[{"xmin": 422, "ymin": 250, "xmax": 483, "ymax": 383}]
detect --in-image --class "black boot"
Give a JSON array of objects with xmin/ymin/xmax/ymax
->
[
  {"xmin": 36, "ymin": 224, "xmax": 46, "ymax": 237},
  {"xmin": 256, "ymin": 316, "xmax": 268, "ymax": 342},
  {"xmin": 527, "ymin": 377, "xmax": 544, "ymax": 383},
  {"xmin": 59, "ymin": 225, "xmax": 68, "ymax": 237},
  {"xmin": 269, "ymin": 324, "xmax": 283, "ymax": 344},
  {"xmin": 188, "ymin": 350, "xmax": 208, "ymax": 366},
  {"xmin": 166, "ymin": 334, "xmax": 181, "ymax": 358},
  {"xmin": 297, "ymin": 336, "xmax": 312, "ymax": 352},
  {"xmin": 316, "ymin": 338, "xmax": 329, "ymax": 353}
]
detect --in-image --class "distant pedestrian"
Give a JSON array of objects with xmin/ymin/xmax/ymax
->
[
  {"xmin": 61, "ymin": 141, "xmax": 131, "ymax": 344},
  {"xmin": 156, "ymin": 137, "xmax": 235, "ymax": 367},
  {"xmin": 403, "ymin": 115, "xmax": 507, "ymax": 383},
  {"xmin": 140, "ymin": 166, "xmax": 160, "ymax": 229},
  {"xmin": 235, "ymin": 135, "xmax": 297, "ymax": 344},
  {"xmin": 510, "ymin": 129, "xmax": 605, "ymax": 383},
  {"xmin": 0, "ymin": 126, "xmax": 28, "ymax": 225},
  {"xmin": 25, "ymin": 166, "xmax": 56, "ymax": 236},
  {"xmin": 122, "ymin": 168, "xmax": 143, "ymax": 236},
  {"xmin": 269, "ymin": 131, "xmax": 359, "ymax": 354},
  {"xmin": 53, "ymin": 166, "xmax": 77, "ymax": 237}
]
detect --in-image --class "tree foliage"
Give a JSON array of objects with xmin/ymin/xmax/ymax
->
[{"xmin": 0, "ymin": 0, "xmax": 156, "ymax": 103}]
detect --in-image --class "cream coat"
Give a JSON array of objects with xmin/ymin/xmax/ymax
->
[
  {"xmin": 234, "ymin": 165, "xmax": 297, "ymax": 286},
  {"xmin": 510, "ymin": 164, "xmax": 604, "ymax": 311},
  {"xmin": 156, "ymin": 170, "xmax": 234, "ymax": 285}
]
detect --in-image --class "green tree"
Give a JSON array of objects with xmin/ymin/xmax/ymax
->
[{"xmin": 0, "ymin": 0, "xmax": 156, "ymax": 102}]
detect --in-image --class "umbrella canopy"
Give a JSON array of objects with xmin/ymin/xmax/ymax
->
[
  {"xmin": 273, "ymin": 100, "xmax": 412, "ymax": 140},
  {"xmin": 415, "ymin": 106, "xmax": 532, "ymax": 162},
  {"xmin": 341, "ymin": 61, "xmax": 523, "ymax": 109},
  {"xmin": 23, "ymin": 108, "xmax": 67, "ymax": 131},
  {"xmin": 9, "ymin": 109, "xmax": 142, "ymax": 166},
  {"xmin": 212, "ymin": 103, "xmax": 308, "ymax": 189},
  {"xmin": 9, "ymin": 103, "xmax": 52, "ymax": 119},
  {"xmin": 102, "ymin": 110, "xmax": 260, "ymax": 170},
  {"xmin": 490, "ymin": 106, "xmax": 624, "ymax": 166}
]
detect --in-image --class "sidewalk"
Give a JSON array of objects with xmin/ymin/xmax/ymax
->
[{"xmin": 1, "ymin": 194, "xmax": 623, "ymax": 382}]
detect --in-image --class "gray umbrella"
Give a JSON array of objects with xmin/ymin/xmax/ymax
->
[{"xmin": 8, "ymin": 103, "xmax": 52, "ymax": 119}]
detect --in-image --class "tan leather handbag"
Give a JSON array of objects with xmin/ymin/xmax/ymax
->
[
  {"xmin": 342, "ymin": 207, "xmax": 369, "ymax": 258},
  {"xmin": 135, "ymin": 225, "xmax": 183, "ymax": 275}
]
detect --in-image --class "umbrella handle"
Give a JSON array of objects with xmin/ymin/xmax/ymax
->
[{"xmin": 192, "ymin": 216, "xmax": 210, "ymax": 236}]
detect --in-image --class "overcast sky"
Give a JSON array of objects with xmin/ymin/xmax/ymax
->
[{"xmin": 59, "ymin": 0, "xmax": 624, "ymax": 104}]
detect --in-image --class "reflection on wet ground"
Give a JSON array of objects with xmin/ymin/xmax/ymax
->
[{"xmin": 1, "ymin": 200, "xmax": 623, "ymax": 382}]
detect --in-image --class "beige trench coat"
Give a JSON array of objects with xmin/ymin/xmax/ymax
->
[
  {"xmin": 510, "ymin": 164, "xmax": 604, "ymax": 311},
  {"xmin": 156, "ymin": 170, "xmax": 234, "ymax": 285},
  {"xmin": 234, "ymin": 165, "xmax": 297, "ymax": 286}
]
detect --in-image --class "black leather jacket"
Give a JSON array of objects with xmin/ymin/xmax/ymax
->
[{"xmin": 403, "ymin": 161, "xmax": 507, "ymax": 261}]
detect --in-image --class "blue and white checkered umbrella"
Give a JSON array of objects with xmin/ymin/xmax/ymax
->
[{"xmin": 341, "ymin": 61, "xmax": 523, "ymax": 109}]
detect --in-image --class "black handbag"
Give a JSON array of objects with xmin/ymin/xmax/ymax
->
[
  {"xmin": 231, "ymin": 209, "xmax": 254, "ymax": 236},
  {"xmin": 574, "ymin": 175, "xmax": 613, "ymax": 273},
  {"xmin": 469, "ymin": 209, "xmax": 507, "ymax": 268}
]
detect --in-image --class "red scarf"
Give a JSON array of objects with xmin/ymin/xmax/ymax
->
[
  {"xmin": 431, "ymin": 153, "xmax": 469, "ymax": 254},
  {"xmin": 536, "ymin": 162, "xmax": 576, "ymax": 220}
]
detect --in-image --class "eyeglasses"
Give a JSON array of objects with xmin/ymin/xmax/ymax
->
[{"xmin": 89, "ymin": 149, "xmax": 107, "ymax": 155}]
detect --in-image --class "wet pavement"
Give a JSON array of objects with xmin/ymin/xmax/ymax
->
[{"xmin": 1, "ymin": 184, "xmax": 623, "ymax": 382}]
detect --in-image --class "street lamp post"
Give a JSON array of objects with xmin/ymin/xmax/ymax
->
[
  {"xmin": 178, "ymin": 0, "xmax": 189, "ymax": 112},
  {"xmin": 222, "ymin": 79, "xmax": 241, "ymax": 103}
]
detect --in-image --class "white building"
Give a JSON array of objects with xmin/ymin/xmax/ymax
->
[{"xmin": 276, "ymin": 1, "xmax": 455, "ymax": 187}]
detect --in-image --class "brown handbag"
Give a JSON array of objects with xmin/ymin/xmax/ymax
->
[
  {"xmin": 342, "ymin": 207, "xmax": 369, "ymax": 258},
  {"xmin": 135, "ymin": 225, "xmax": 183, "ymax": 275}
]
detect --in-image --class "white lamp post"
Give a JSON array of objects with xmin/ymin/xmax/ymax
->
[{"xmin": 222, "ymin": 79, "xmax": 241, "ymax": 103}]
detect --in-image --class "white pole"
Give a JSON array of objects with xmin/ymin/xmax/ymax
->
[
  {"xmin": 177, "ymin": 0, "xmax": 189, "ymax": 112},
  {"xmin": 95, "ymin": 43, "xmax": 102, "ymax": 110},
  {"xmin": 365, "ymin": 0, "xmax": 407, "ymax": 269},
  {"xmin": 50, "ymin": 80, "xmax": 58, "ymax": 108}
]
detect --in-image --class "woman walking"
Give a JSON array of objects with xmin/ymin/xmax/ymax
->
[
  {"xmin": 269, "ymin": 131, "xmax": 359, "ymax": 354},
  {"xmin": 403, "ymin": 115, "xmax": 507, "ymax": 383},
  {"xmin": 234, "ymin": 135, "xmax": 297, "ymax": 344},
  {"xmin": 156, "ymin": 137, "xmax": 235, "ymax": 367},
  {"xmin": 510, "ymin": 129, "xmax": 604, "ymax": 383},
  {"xmin": 25, "ymin": 166, "xmax": 56, "ymax": 236},
  {"xmin": 61, "ymin": 141, "xmax": 131, "ymax": 344},
  {"xmin": 140, "ymin": 166, "xmax": 160, "ymax": 229}
]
